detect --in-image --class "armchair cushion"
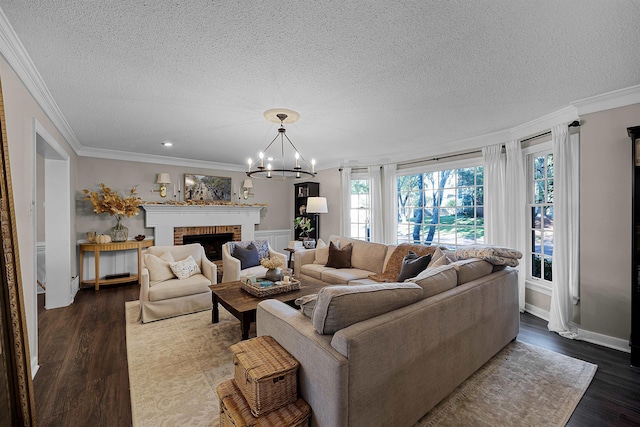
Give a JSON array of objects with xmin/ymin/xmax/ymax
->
[
  {"xmin": 231, "ymin": 243, "xmax": 261, "ymax": 269},
  {"xmin": 169, "ymin": 255, "xmax": 201, "ymax": 279},
  {"xmin": 148, "ymin": 274, "xmax": 211, "ymax": 302},
  {"xmin": 230, "ymin": 240, "xmax": 269, "ymax": 260},
  {"xmin": 144, "ymin": 251, "xmax": 176, "ymax": 286}
]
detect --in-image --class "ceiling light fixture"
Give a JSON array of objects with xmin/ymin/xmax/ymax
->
[{"xmin": 247, "ymin": 109, "xmax": 316, "ymax": 180}]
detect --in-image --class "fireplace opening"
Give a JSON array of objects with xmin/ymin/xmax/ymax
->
[{"xmin": 183, "ymin": 233, "xmax": 234, "ymax": 262}]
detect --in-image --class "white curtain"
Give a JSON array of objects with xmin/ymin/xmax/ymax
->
[
  {"xmin": 340, "ymin": 167, "xmax": 352, "ymax": 237},
  {"xmin": 548, "ymin": 124, "xmax": 580, "ymax": 338},
  {"xmin": 505, "ymin": 140, "xmax": 527, "ymax": 311},
  {"xmin": 482, "ymin": 144, "xmax": 506, "ymax": 246},
  {"xmin": 382, "ymin": 164, "xmax": 398, "ymax": 244},
  {"xmin": 368, "ymin": 166, "xmax": 383, "ymax": 242}
]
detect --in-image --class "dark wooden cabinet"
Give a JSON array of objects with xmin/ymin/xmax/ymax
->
[
  {"xmin": 629, "ymin": 125, "xmax": 640, "ymax": 367},
  {"xmin": 294, "ymin": 182, "xmax": 320, "ymax": 241}
]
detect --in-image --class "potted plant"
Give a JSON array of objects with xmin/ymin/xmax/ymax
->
[{"xmin": 293, "ymin": 217, "xmax": 316, "ymax": 248}]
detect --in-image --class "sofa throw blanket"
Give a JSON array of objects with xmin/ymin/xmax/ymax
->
[
  {"xmin": 369, "ymin": 243, "xmax": 439, "ymax": 282},
  {"xmin": 455, "ymin": 245, "xmax": 523, "ymax": 267}
]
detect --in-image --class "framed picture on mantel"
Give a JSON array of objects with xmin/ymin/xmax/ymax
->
[{"xmin": 184, "ymin": 174, "xmax": 231, "ymax": 202}]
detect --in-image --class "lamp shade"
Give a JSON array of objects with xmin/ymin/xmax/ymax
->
[
  {"xmin": 306, "ymin": 197, "xmax": 328, "ymax": 214},
  {"xmin": 156, "ymin": 173, "xmax": 171, "ymax": 184},
  {"xmin": 242, "ymin": 179, "xmax": 253, "ymax": 189}
]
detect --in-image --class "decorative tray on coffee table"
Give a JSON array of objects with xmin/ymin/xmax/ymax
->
[{"xmin": 240, "ymin": 278, "xmax": 301, "ymax": 298}]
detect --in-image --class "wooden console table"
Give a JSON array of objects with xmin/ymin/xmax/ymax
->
[{"xmin": 79, "ymin": 239, "xmax": 154, "ymax": 290}]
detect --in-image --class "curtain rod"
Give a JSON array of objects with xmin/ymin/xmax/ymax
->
[{"xmin": 340, "ymin": 120, "xmax": 581, "ymax": 170}]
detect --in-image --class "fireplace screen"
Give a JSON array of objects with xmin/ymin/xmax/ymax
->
[{"xmin": 183, "ymin": 233, "xmax": 234, "ymax": 261}]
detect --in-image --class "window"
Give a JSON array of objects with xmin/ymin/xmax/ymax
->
[
  {"xmin": 350, "ymin": 178, "xmax": 370, "ymax": 241},
  {"xmin": 528, "ymin": 151, "xmax": 553, "ymax": 282},
  {"xmin": 396, "ymin": 165, "xmax": 484, "ymax": 248}
]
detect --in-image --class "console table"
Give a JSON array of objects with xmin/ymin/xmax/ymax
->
[{"xmin": 79, "ymin": 239, "xmax": 154, "ymax": 290}]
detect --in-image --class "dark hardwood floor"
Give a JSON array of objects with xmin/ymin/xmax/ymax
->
[{"xmin": 35, "ymin": 284, "xmax": 640, "ymax": 426}]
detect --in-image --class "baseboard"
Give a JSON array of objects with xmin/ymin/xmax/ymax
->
[
  {"xmin": 525, "ymin": 303, "xmax": 550, "ymax": 321},
  {"xmin": 577, "ymin": 328, "xmax": 631, "ymax": 354},
  {"xmin": 525, "ymin": 304, "xmax": 630, "ymax": 353},
  {"xmin": 31, "ymin": 358, "xmax": 39, "ymax": 379}
]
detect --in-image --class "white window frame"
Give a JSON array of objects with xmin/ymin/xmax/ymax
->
[
  {"xmin": 396, "ymin": 157, "xmax": 484, "ymax": 249},
  {"xmin": 523, "ymin": 141, "xmax": 554, "ymax": 294},
  {"xmin": 349, "ymin": 172, "xmax": 371, "ymax": 242}
]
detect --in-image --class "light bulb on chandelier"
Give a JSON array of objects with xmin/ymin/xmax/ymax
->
[{"xmin": 246, "ymin": 109, "xmax": 317, "ymax": 180}]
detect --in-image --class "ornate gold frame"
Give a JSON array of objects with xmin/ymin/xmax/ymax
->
[{"xmin": 0, "ymin": 77, "xmax": 37, "ymax": 424}]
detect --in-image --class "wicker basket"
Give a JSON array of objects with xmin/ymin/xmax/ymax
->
[
  {"xmin": 217, "ymin": 378, "xmax": 310, "ymax": 427},
  {"xmin": 229, "ymin": 336, "xmax": 300, "ymax": 417},
  {"xmin": 240, "ymin": 279, "xmax": 301, "ymax": 298}
]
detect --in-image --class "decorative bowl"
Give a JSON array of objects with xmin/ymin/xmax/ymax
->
[{"xmin": 135, "ymin": 234, "xmax": 145, "ymax": 241}]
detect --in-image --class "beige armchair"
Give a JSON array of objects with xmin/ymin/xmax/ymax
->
[
  {"xmin": 221, "ymin": 240, "xmax": 287, "ymax": 283},
  {"xmin": 139, "ymin": 243, "xmax": 216, "ymax": 323}
]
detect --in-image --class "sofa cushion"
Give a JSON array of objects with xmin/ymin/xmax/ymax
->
[
  {"xmin": 407, "ymin": 264, "xmax": 458, "ymax": 298},
  {"xmin": 148, "ymin": 274, "xmax": 211, "ymax": 302},
  {"xmin": 321, "ymin": 268, "xmax": 373, "ymax": 285},
  {"xmin": 144, "ymin": 251, "xmax": 176, "ymax": 286},
  {"xmin": 233, "ymin": 243, "xmax": 261, "ymax": 270},
  {"xmin": 397, "ymin": 251, "xmax": 433, "ymax": 282},
  {"xmin": 295, "ymin": 294, "xmax": 317, "ymax": 318},
  {"xmin": 326, "ymin": 241, "xmax": 353, "ymax": 269},
  {"xmin": 300, "ymin": 263, "xmax": 333, "ymax": 280},
  {"xmin": 169, "ymin": 255, "xmax": 201, "ymax": 279},
  {"xmin": 450, "ymin": 258, "xmax": 494, "ymax": 285},
  {"xmin": 337, "ymin": 237, "xmax": 389, "ymax": 274},
  {"xmin": 312, "ymin": 283, "xmax": 424, "ymax": 335}
]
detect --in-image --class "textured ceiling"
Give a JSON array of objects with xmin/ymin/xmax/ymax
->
[{"xmin": 1, "ymin": 1, "xmax": 640, "ymax": 170}]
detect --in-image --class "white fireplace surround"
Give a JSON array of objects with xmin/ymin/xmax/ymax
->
[{"xmin": 141, "ymin": 204, "xmax": 263, "ymax": 246}]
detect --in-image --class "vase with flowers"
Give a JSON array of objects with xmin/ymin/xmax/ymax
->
[
  {"xmin": 260, "ymin": 257, "xmax": 284, "ymax": 282},
  {"xmin": 83, "ymin": 183, "xmax": 142, "ymax": 242}
]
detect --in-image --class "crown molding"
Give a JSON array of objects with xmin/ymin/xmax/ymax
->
[
  {"xmin": 76, "ymin": 146, "xmax": 248, "ymax": 172},
  {"xmin": 0, "ymin": 7, "xmax": 82, "ymax": 153},
  {"xmin": 508, "ymin": 106, "xmax": 579, "ymax": 141},
  {"xmin": 572, "ymin": 84, "xmax": 640, "ymax": 116}
]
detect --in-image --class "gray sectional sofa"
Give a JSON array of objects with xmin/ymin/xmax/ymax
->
[{"xmin": 257, "ymin": 236, "xmax": 520, "ymax": 427}]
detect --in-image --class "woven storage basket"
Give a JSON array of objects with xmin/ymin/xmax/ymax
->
[
  {"xmin": 229, "ymin": 336, "xmax": 299, "ymax": 417},
  {"xmin": 217, "ymin": 378, "xmax": 310, "ymax": 427},
  {"xmin": 240, "ymin": 279, "xmax": 300, "ymax": 297}
]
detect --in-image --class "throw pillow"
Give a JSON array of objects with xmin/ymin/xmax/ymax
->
[
  {"xmin": 169, "ymin": 255, "xmax": 201, "ymax": 280},
  {"xmin": 326, "ymin": 241, "xmax": 353, "ymax": 269},
  {"xmin": 397, "ymin": 251, "xmax": 432, "ymax": 282},
  {"xmin": 428, "ymin": 247, "xmax": 449, "ymax": 268},
  {"xmin": 312, "ymin": 283, "xmax": 424, "ymax": 335},
  {"xmin": 231, "ymin": 240, "xmax": 270, "ymax": 260},
  {"xmin": 144, "ymin": 251, "xmax": 176, "ymax": 285},
  {"xmin": 407, "ymin": 264, "xmax": 458, "ymax": 298},
  {"xmin": 313, "ymin": 239, "xmax": 329, "ymax": 265},
  {"xmin": 232, "ymin": 243, "xmax": 261, "ymax": 270},
  {"xmin": 295, "ymin": 294, "xmax": 317, "ymax": 318}
]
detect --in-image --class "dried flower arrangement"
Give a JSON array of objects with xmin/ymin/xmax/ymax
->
[
  {"xmin": 260, "ymin": 257, "xmax": 284, "ymax": 270},
  {"xmin": 83, "ymin": 183, "xmax": 142, "ymax": 218}
]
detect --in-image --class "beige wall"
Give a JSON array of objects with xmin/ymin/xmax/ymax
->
[
  {"xmin": 310, "ymin": 168, "xmax": 342, "ymax": 242},
  {"xmin": 76, "ymin": 157, "xmax": 292, "ymax": 240},
  {"xmin": 579, "ymin": 103, "xmax": 640, "ymax": 340},
  {"xmin": 1, "ymin": 56, "xmax": 78, "ymax": 363}
]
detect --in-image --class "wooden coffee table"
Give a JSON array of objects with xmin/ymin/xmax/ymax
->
[{"xmin": 210, "ymin": 280, "xmax": 324, "ymax": 340}]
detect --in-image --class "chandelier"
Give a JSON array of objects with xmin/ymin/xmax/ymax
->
[{"xmin": 246, "ymin": 109, "xmax": 316, "ymax": 179}]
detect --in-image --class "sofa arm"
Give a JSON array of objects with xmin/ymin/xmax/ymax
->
[
  {"xmin": 257, "ymin": 300, "xmax": 349, "ymax": 427},
  {"xmin": 294, "ymin": 248, "xmax": 317, "ymax": 277}
]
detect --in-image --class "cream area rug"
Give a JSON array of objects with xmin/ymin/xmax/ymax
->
[{"xmin": 125, "ymin": 301, "xmax": 597, "ymax": 426}]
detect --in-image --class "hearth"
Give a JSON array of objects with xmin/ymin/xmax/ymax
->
[{"xmin": 183, "ymin": 233, "xmax": 234, "ymax": 262}]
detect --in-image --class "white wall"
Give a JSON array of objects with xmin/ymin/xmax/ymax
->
[{"xmin": 1, "ymin": 56, "xmax": 78, "ymax": 371}]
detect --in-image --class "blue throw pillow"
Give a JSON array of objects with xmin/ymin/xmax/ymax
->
[{"xmin": 233, "ymin": 243, "xmax": 260, "ymax": 270}]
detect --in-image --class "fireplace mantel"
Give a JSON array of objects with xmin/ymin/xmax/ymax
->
[{"xmin": 141, "ymin": 204, "xmax": 263, "ymax": 246}]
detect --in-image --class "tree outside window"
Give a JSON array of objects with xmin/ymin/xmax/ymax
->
[{"xmin": 397, "ymin": 166, "xmax": 484, "ymax": 248}]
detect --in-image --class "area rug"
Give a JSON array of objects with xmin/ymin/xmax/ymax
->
[{"xmin": 125, "ymin": 301, "xmax": 597, "ymax": 426}]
